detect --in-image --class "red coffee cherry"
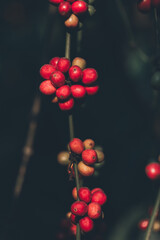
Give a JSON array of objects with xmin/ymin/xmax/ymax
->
[
  {"xmin": 78, "ymin": 187, "xmax": 91, "ymax": 203},
  {"xmin": 71, "ymin": 85, "xmax": 86, "ymax": 98},
  {"xmin": 88, "ymin": 202, "xmax": 102, "ymax": 219},
  {"xmin": 49, "ymin": 57, "xmax": 60, "ymax": 68},
  {"xmin": 56, "ymin": 85, "xmax": 71, "ymax": 100},
  {"xmin": 83, "ymin": 139, "xmax": 95, "ymax": 149},
  {"xmin": 72, "ymin": 187, "xmax": 78, "ymax": 200},
  {"xmin": 49, "ymin": 0, "xmax": 64, "ymax": 5},
  {"xmin": 40, "ymin": 64, "xmax": 56, "ymax": 79},
  {"xmin": 91, "ymin": 188, "xmax": 104, "ymax": 195},
  {"xmin": 69, "ymin": 65, "xmax": 82, "ymax": 82},
  {"xmin": 70, "ymin": 224, "xmax": 77, "ymax": 236},
  {"xmin": 71, "ymin": 201, "xmax": 88, "ymax": 216},
  {"xmin": 145, "ymin": 162, "xmax": 160, "ymax": 180},
  {"xmin": 57, "ymin": 57, "xmax": 71, "ymax": 73},
  {"xmin": 65, "ymin": 14, "xmax": 79, "ymax": 28},
  {"xmin": 137, "ymin": 0, "xmax": 151, "ymax": 13},
  {"xmin": 152, "ymin": 0, "xmax": 160, "ymax": 7},
  {"xmin": 91, "ymin": 190, "xmax": 107, "ymax": 206},
  {"xmin": 82, "ymin": 149, "xmax": 97, "ymax": 165},
  {"xmin": 70, "ymin": 213, "xmax": 78, "ymax": 224},
  {"xmin": 50, "ymin": 71, "xmax": 65, "ymax": 88},
  {"xmin": 79, "ymin": 216, "xmax": 94, "ymax": 232},
  {"xmin": 138, "ymin": 219, "xmax": 149, "ymax": 230},
  {"xmin": 82, "ymin": 68, "xmax": 98, "ymax": 85},
  {"xmin": 72, "ymin": 1, "xmax": 88, "ymax": 15},
  {"xmin": 78, "ymin": 161, "xmax": 95, "ymax": 176},
  {"xmin": 58, "ymin": 98, "xmax": 74, "ymax": 111},
  {"xmin": 58, "ymin": 2, "xmax": 71, "ymax": 17},
  {"xmin": 85, "ymin": 86, "xmax": 99, "ymax": 95},
  {"xmin": 69, "ymin": 138, "xmax": 84, "ymax": 155},
  {"xmin": 39, "ymin": 80, "xmax": 56, "ymax": 95}
]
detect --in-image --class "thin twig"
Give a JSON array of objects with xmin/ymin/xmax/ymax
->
[{"xmin": 144, "ymin": 187, "xmax": 160, "ymax": 240}]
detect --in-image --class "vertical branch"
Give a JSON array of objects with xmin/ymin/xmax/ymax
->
[
  {"xmin": 65, "ymin": 31, "xmax": 81, "ymax": 240},
  {"xmin": 144, "ymin": 187, "xmax": 160, "ymax": 240}
]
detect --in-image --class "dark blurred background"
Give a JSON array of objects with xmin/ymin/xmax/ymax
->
[{"xmin": 0, "ymin": 0, "xmax": 160, "ymax": 239}]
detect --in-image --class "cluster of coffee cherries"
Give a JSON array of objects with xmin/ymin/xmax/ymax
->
[
  {"xmin": 137, "ymin": 0, "xmax": 160, "ymax": 13},
  {"xmin": 69, "ymin": 187, "xmax": 107, "ymax": 233},
  {"xmin": 145, "ymin": 160, "xmax": 160, "ymax": 180},
  {"xmin": 67, "ymin": 138, "xmax": 104, "ymax": 177},
  {"xmin": 138, "ymin": 207, "xmax": 160, "ymax": 232},
  {"xmin": 49, "ymin": 0, "xmax": 90, "ymax": 28},
  {"xmin": 39, "ymin": 57, "xmax": 99, "ymax": 111}
]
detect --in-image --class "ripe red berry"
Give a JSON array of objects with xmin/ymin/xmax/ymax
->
[
  {"xmin": 57, "ymin": 57, "xmax": 71, "ymax": 73},
  {"xmin": 78, "ymin": 187, "xmax": 91, "ymax": 203},
  {"xmin": 137, "ymin": 0, "xmax": 151, "ymax": 13},
  {"xmin": 70, "ymin": 224, "xmax": 77, "ymax": 236},
  {"xmin": 91, "ymin": 188, "xmax": 104, "ymax": 195},
  {"xmin": 79, "ymin": 216, "xmax": 94, "ymax": 232},
  {"xmin": 138, "ymin": 219, "xmax": 149, "ymax": 230},
  {"xmin": 72, "ymin": 1, "xmax": 88, "ymax": 15},
  {"xmin": 72, "ymin": 187, "xmax": 78, "ymax": 200},
  {"xmin": 70, "ymin": 214, "xmax": 78, "ymax": 224},
  {"xmin": 71, "ymin": 201, "xmax": 88, "ymax": 216},
  {"xmin": 58, "ymin": 2, "xmax": 71, "ymax": 17},
  {"xmin": 91, "ymin": 190, "xmax": 107, "ymax": 206},
  {"xmin": 85, "ymin": 86, "xmax": 99, "ymax": 95},
  {"xmin": 145, "ymin": 162, "xmax": 160, "ymax": 180},
  {"xmin": 69, "ymin": 138, "xmax": 84, "ymax": 155},
  {"xmin": 49, "ymin": 0, "xmax": 64, "ymax": 5},
  {"xmin": 69, "ymin": 65, "xmax": 82, "ymax": 82},
  {"xmin": 39, "ymin": 80, "xmax": 56, "ymax": 95},
  {"xmin": 82, "ymin": 149, "xmax": 97, "ymax": 165},
  {"xmin": 50, "ymin": 71, "xmax": 65, "ymax": 88},
  {"xmin": 82, "ymin": 68, "xmax": 98, "ymax": 85},
  {"xmin": 71, "ymin": 85, "xmax": 86, "ymax": 99},
  {"xmin": 40, "ymin": 64, "xmax": 56, "ymax": 79},
  {"xmin": 56, "ymin": 85, "xmax": 71, "ymax": 100},
  {"xmin": 88, "ymin": 202, "xmax": 102, "ymax": 219},
  {"xmin": 49, "ymin": 57, "xmax": 60, "ymax": 68},
  {"xmin": 58, "ymin": 98, "xmax": 74, "ymax": 111},
  {"xmin": 152, "ymin": 0, "xmax": 160, "ymax": 7}
]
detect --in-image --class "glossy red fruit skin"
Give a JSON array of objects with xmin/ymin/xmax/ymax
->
[
  {"xmin": 85, "ymin": 86, "xmax": 99, "ymax": 95},
  {"xmin": 88, "ymin": 202, "xmax": 102, "ymax": 219},
  {"xmin": 69, "ymin": 138, "xmax": 84, "ymax": 155},
  {"xmin": 91, "ymin": 188, "xmax": 104, "ymax": 195},
  {"xmin": 71, "ymin": 201, "xmax": 88, "ymax": 216},
  {"xmin": 72, "ymin": 1, "xmax": 88, "ymax": 15},
  {"xmin": 49, "ymin": 0, "xmax": 64, "ymax": 5},
  {"xmin": 138, "ymin": 219, "xmax": 149, "ymax": 230},
  {"xmin": 137, "ymin": 0, "xmax": 151, "ymax": 13},
  {"xmin": 57, "ymin": 57, "xmax": 71, "ymax": 73},
  {"xmin": 91, "ymin": 190, "xmax": 107, "ymax": 206},
  {"xmin": 39, "ymin": 80, "xmax": 56, "ymax": 95},
  {"xmin": 79, "ymin": 216, "xmax": 94, "ymax": 232},
  {"xmin": 58, "ymin": 2, "xmax": 71, "ymax": 17},
  {"xmin": 50, "ymin": 71, "xmax": 65, "ymax": 88},
  {"xmin": 69, "ymin": 65, "xmax": 82, "ymax": 82},
  {"xmin": 49, "ymin": 57, "xmax": 60, "ymax": 68},
  {"xmin": 82, "ymin": 68, "xmax": 98, "ymax": 85},
  {"xmin": 56, "ymin": 85, "xmax": 71, "ymax": 100},
  {"xmin": 82, "ymin": 149, "xmax": 97, "ymax": 165},
  {"xmin": 40, "ymin": 64, "xmax": 56, "ymax": 79},
  {"xmin": 70, "ymin": 214, "xmax": 78, "ymax": 224},
  {"xmin": 71, "ymin": 85, "xmax": 86, "ymax": 99},
  {"xmin": 58, "ymin": 98, "xmax": 74, "ymax": 111},
  {"xmin": 70, "ymin": 224, "xmax": 77, "ymax": 236},
  {"xmin": 78, "ymin": 187, "xmax": 91, "ymax": 203},
  {"xmin": 152, "ymin": 0, "xmax": 160, "ymax": 7},
  {"xmin": 145, "ymin": 162, "xmax": 160, "ymax": 180}
]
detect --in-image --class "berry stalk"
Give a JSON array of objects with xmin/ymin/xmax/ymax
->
[{"xmin": 144, "ymin": 187, "xmax": 160, "ymax": 240}]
